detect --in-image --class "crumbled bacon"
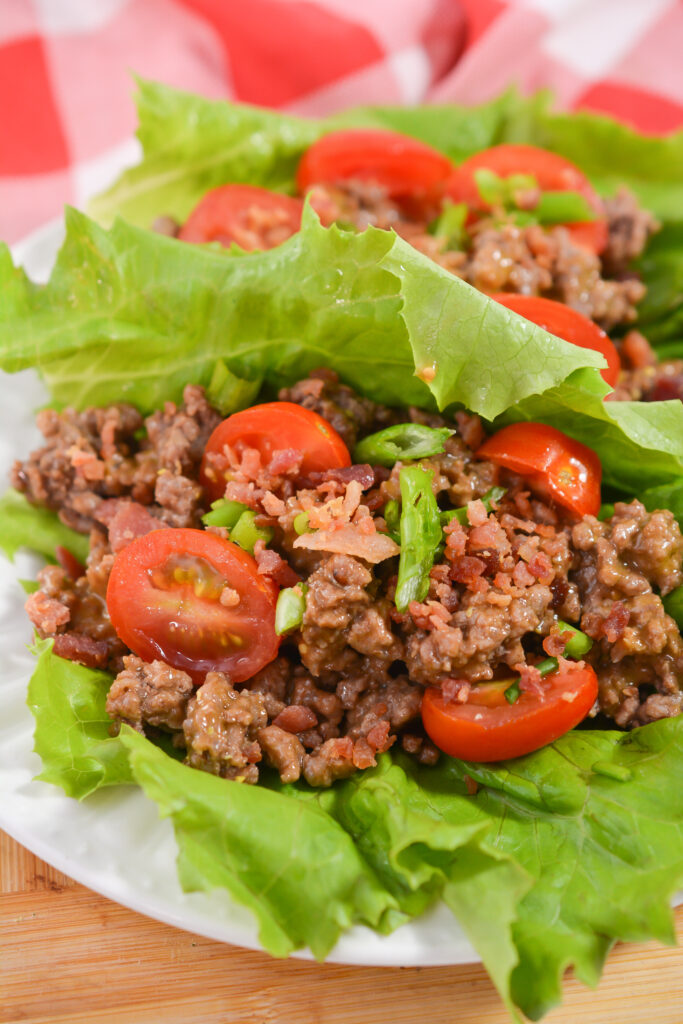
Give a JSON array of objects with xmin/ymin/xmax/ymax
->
[
  {"xmin": 601, "ymin": 601, "xmax": 630, "ymax": 642},
  {"xmin": 273, "ymin": 705, "xmax": 318, "ymax": 733},
  {"xmin": 513, "ymin": 662, "xmax": 544, "ymax": 697},
  {"xmin": 441, "ymin": 678, "xmax": 471, "ymax": 704},
  {"xmin": 450, "ymin": 555, "xmax": 487, "ymax": 589},
  {"xmin": 253, "ymin": 539, "xmax": 299, "ymax": 587}
]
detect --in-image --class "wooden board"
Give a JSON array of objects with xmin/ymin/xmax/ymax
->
[{"xmin": 2, "ymin": 828, "xmax": 682, "ymax": 1024}]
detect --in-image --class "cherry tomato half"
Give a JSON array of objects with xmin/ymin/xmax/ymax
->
[
  {"xmin": 491, "ymin": 294, "xmax": 620, "ymax": 389},
  {"xmin": 296, "ymin": 130, "xmax": 453, "ymax": 199},
  {"xmin": 106, "ymin": 528, "xmax": 279, "ymax": 683},
  {"xmin": 200, "ymin": 401, "xmax": 352, "ymax": 503},
  {"xmin": 447, "ymin": 144, "xmax": 607, "ymax": 253},
  {"xmin": 178, "ymin": 185, "xmax": 304, "ymax": 250},
  {"xmin": 421, "ymin": 664, "xmax": 598, "ymax": 762},
  {"xmin": 476, "ymin": 422, "xmax": 602, "ymax": 518}
]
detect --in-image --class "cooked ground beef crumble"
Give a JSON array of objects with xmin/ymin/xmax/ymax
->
[{"xmin": 14, "ymin": 371, "xmax": 683, "ymax": 787}]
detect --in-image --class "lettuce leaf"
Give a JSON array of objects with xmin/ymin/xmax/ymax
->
[
  {"xmin": 0, "ymin": 205, "xmax": 604, "ymax": 422},
  {"xmin": 0, "ymin": 488, "xmax": 90, "ymax": 565},
  {"xmin": 25, "ymin": 641, "xmax": 683, "ymax": 1021}
]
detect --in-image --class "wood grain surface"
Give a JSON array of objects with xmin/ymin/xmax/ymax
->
[{"xmin": 2, "ymin": 828, "xmax": 682, "ymax": 1024}]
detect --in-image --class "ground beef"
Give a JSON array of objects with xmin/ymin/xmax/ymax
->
[
  {"xmin": 571, "ymin": 501, "xmax": 683, "ymax": 726},
  {"xmin": 257, "ymin": 725, "xmax": 306, "ymax": 783},
  {"xmin": 106, "ymin": 655, "xmax": 194, "ymax": 733},
  {"xmin": 183, "ymin": 672, "xmax": 268, "ymax": 784},
  {"xmin": 299, "ymin": 553, "xmax": 402, "ymax": 677},
  {"xmin": 602, "ymin": 186, "xmax": 659, "ymax": 274},
  {"xmin": 280, "ymin": 368, "xmax": 396, "ymax": 450}
]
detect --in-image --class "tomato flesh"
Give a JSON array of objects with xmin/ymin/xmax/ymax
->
[
  {"xmin": 106, "ymin": 528, "xmax": 279, "ymax": 683},
  {"xmin": 476, "ymin": 422, "xmax": 602, "ymax": 518},
  {"xmin": 178, "ymin": 184, "xmax": 303, "ymax": 250},
  {"xmin": 491, "ymin": 293, "xmax": 620, "ymax": 388},
  {"xmin": 297, "ymin": 130, "xmax": 453, "ymax": 199},
  {"xmin": 200, "ymin": 401, "xmax": 351, "ymax": 503},
  {"xmin": 447, "ymin": 143, "xmax": 607, "ymax": 253},
  {"xmin": 421, "ymin": 665, "xmax": 598, "ymax": 762}
]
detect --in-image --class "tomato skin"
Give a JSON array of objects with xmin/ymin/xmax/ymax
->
[
  {"xmin": 106, "ymin": 528, "xmax": 279, "ymax": 683},
  {"xmin": 178, "ymin": 185, "xmax": 303, "ymax": 249},
  {"xmin": 421, "ymin": 665, "xmax": 598, "ymax": 762},
  {"xmin": 476, "ymin": 422, "xmax": 602, "ymax": 518},
  {"xmin": 200, "ymin": 401, "xmax": 351, "ymax": 503},
  {"xmin": 491, "ymin": 293, "xmax": 620, "ymax": 388},
  {"xmin": 297, "ymin": 130, "xmax": 453, "ymax": 198},
  {"xmin": 447, "ymin": 143, "xmax": 607, "ymax": 253}
]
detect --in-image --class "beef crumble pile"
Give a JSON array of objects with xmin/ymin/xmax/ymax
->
[{"xmin": 14, "ymin": 371, "xmax": 683, "ymax": 787}]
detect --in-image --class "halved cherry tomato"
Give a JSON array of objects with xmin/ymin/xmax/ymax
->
[
  {"xmin": 297, "ymin": 130, "xmax": 453, "ymax": 199},
  {"xmin": 106, "ymin": 528, "xmax": 279, "ymax": 683},
  {"xmin": 200, "ymin": 401, "xmax": 352, "ymax": 503},
  {"xmin": 447, "ymin": 144, "xmax": 608, "ymax": 253},
  {"xmin": 421, "ymin": 664, "xmax": 598, "ymax": 762},
  {"xmin": 178, "ymin": 185, "xmax": 304, "ymax": 250},
  {"xmin": 491, "ymin": 294, "xmax": 620, "ymax": 388},
  {"xmin": 476, "ymin": 422, "xmax": 601, "ymax": 518}
]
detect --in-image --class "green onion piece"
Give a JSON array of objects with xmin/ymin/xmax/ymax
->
[
  {"xmin": 534, "ymin": 190, "xmax": 596, "ymax": 224},
  {"xmin": 598, "ymin": 503, "xmax": 615, "ymax": 522},
  {"xmin": 591, "ymin": 761, "xmax": 632, "ymax": 782},
  {"xmin": 353, "ymin": 423, "xmax": 453, "ymax": 468},
  {"xmin": 19, "ymin": 579, "xmax": 40, "ymax": 594},
  {"xmin": 504, "ymin": 679, "xmax": 521, "ymax": 705},
  {"xmin": 663, "ymin": 584, "xmax": 683, "ymax": 631},
  {"xmin": 395, "ymin": 467, "xmax": 443, "ymax": 613},
  {"xmin": 440, "ymin": 486, "xmax": 507, "ymax": 527},
  {"xmin": 383, "ymin": 499, "xmax": 401, "ymax": 543},
  {"xmin": 275, "ymin": 584, "xmax": 308, "ymax": 635},
  {"xmin": 201, "ymin": 499, "xmax": 249, "ymax": 529},
  {"xmin": 428, "ymin": 200, "xmax": 468, "ymax": 248},
  {"xmin": 506, "ymin": 173, "xmax": 538, "ymax": 195},
  {"xmin": 536, "ymin": 657, "xmax": 559, "ymax": 677},
  {"xmin": 229, "ymin": 510, "xmax": 273, "ymax": 555},
  {"xmin": 473, "ymin": 168, "xmax": 507, "ymax": 206},
  {"xmin": 207, "ymin": 359, "xmax": 262, "ymax": 415},
  {"xmin": 293, "ymin": 511, "xmax": 310, "ymax": 535},
  {"xmin": 555, "ymin": 621, "xmax": 593, "ymax": 659}
]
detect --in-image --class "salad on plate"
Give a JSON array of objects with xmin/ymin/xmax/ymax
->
[{"xmin": 1, "ymin": 80, "xmax": 683, "ymax": 1022}]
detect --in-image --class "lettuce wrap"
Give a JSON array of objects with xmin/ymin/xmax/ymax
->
[{"xmin": 1, "ymin": 81, "xmax": 683, "ymax": 1022}]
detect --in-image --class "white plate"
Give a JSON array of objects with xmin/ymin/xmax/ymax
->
[{"xmin": 0, "ymin": 221, "xmax": 479, "ymax": 967}]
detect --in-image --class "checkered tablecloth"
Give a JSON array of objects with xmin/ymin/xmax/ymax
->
[{"xmin": 2, "ymin": 0, "xmax": 682, "ymax": 244}]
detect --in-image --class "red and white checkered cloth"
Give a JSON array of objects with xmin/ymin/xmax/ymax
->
[{"xmin": 2, "ymin": 0, "xmax": 682, "ymax": 244}]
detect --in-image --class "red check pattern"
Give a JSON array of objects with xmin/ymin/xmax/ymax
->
[{"xmin": 2, "ymin": 0, "xmax": 682, "ymax": 244}]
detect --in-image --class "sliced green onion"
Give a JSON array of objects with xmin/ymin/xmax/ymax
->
[
  {"xmin": 598, "ymin": 503, "xmax": 615, "ymax": 522},
  {"xmin": 353, "ymin": 423, "xmax": 453, "ymax": 468},
  {"xmin": 207, "ymin": 359, "xmax": 262, "ymax": 415},
  {"xmin": 229, "ymin": 510, "xmax": 273, "ymax": 555},
  {"xmin": 428, "ymin": 200, "xmax": 468, "ymax": 248},
  {"xmin": 556, "ymin": 621, "xmax": 593, "ymax": 659},
  {"xmin": 504, "ymin": 679, "xmax": 521, "ymax": 705},
  {"xmin": 473, "ymin": 168, "xmax": 507, "ymax": 206},
  {"xmin": 591, "ymin": 761, "xmax": 632, "ymax": 782},
  {"xmin": 440, "ymin": 486, "xmax": 507, "ymax": 527},
  {"xmin": 201, "ymin": 499, "xmax": 249, "ymax": 529},
  {"xmin": 534, "ymin": 190, "xmax": 596, "ymax": 224},
  {"xmin": 383, "ymin": 498, "xmax": 401, "ymax": 543},
  {"xmin": 293, "ymin": 511, "xmax": 310, "ymax": 535},
  {"xmin": 275, "ymin": 584, "xmax": 308, "ymax": 635},
  {"xmin": 395, "ymin": 466, "xmax": 442, "ymax": 613}
]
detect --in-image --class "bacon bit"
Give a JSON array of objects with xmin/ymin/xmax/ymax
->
[
  {"xmin": 454, "ymin": 411, "xmax": 484, "ymax": 451},
  {"xmin": 268, "ymin": 448, "xmax": 304, "ymax": 475},
  {"xmin": 517, "ymin": 537, "xmax": 539, "ymax": 562},
  {"xmin": 318, "ymin": 464, "xmax": 376, "ymax": 489},
  {"xmin": 513, "ymin": 662, "xmax": 544, "ymax": 697},
  {"xmin": 261, "ymin": 491, "xmax": 286, "ymax": 516},
  {"xmin": 601, "ymin": 602, "xmax": 630, "ymax": 643},
  {"xmin": 528, "ymin": 552, "xmax": 554, "ymax": 585},
  {"xmin": 328, "ymin": 736, "xmax": 354, "ymax": 759},
  {"xmin": 219, "ymin": 587, "xmax": 241, "ymax": 608},
  {"xmin": 96, "ymin": 499, "xmax": 161, "ymax": 553},
  {"xmin": 342, "ymin": 479, "xmax": 363, "ymax": 517},
  {"xmin": 466, "ymin": 499, "xmax": 488, "ymax": 527},
  {"xmin": 621, "ymin": 329, "xmax": 657, "ymax": 369},
  {"xmin": 293, "ymin": 524, "xmax": 399, "ymax": 563},
  {"xmin": 253, "ymin": 540, "xmax": 299, "ymax": 588},
  {"xmin": 417, "ymin": 363, "xmax": 437, "ymax": 382},
  {"xmin": 352, "ymin": 737, "xmax": 376, "ymax": 769},
  {"xmin": 468, "ymin": 519, "xmax": 506, "ymax": 552},
  {"xmin": 500, "ymin": 512, "xmax": 537, "ymax": 535},
  {"xmin": 550, "ymin": 576, "xmax": 569, "ymax": 611},
  {"xmin": 273, "ymin": 705, "xmax": 318, "ymax": 733},
  {"xmin": 367, "ymin": 720, "xmax": 394, "ymax": 753},
  {"xmin": 444, "ymin": 521, "xmax": 467, "ymax": 557},
  {"xmin": 450, "ymin": 556, "xmax": 487, "ymax": 589},
  {"xmin": 441, "ymin": 678, "xmax": 471, "ymax": 704},
  {"xmin": 52, "ymin": 631, "xmax": 110, "ymax": 669},
  {"xmin": 55, "ymin": 546, "xmax": 85, "ymax": 580},
  {"xmin": 543, "ymin": 629, "xmax": 571, "ymax": 657},
  {"xmin": 357, "ymin": 514, "xmax": 376, "ymax": 536},
  {"xmin": 512, "ymin": 561, "xmax": 535, "ymax": 589},
  {"xmin": 464, "ymin": 774, "xmax": 479, "ymax": 796},
  {"xmin": 494, "ymin": 572, "xmax": 514, "ymax": 593}
]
